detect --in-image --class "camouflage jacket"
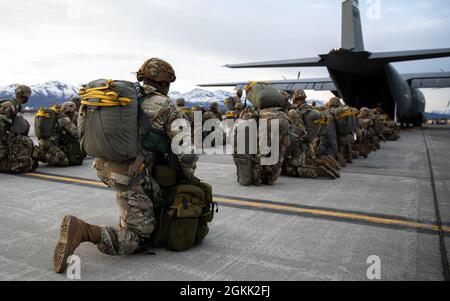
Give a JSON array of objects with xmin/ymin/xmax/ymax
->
[
  {"xmin": 288, "ymin": 104, "xmax": 309, "ymax": 136},
  {"xmin": 140, "ymin": 85, "xmax": 196, "ymax": 175},
  {"xmin": 0, "ymin": 99, "xmax": 18, "ymax": 121}
]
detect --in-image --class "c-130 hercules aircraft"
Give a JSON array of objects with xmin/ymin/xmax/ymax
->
[{"xmin": 200, "ymin": 0, "xmax": 450, "ymax": 126}]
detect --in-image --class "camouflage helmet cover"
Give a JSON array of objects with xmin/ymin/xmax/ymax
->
[
  {"xmin": 176, "ymin": 98, "xmax": 186, "ymax": 107},
  {"xmin": 15, "ymin": 85, "xmax": 32, "ymax": 98},
  {"xmin": 327, "ymin": 97, "xmax": 342, "ymax": 108},
  {"xmin": 137, "ymin": 58, "xmax": 176, "ymax": 83},
  {"xmin": 62, "ymin": 101, "xmax": 77, "ymax": 113},
  {"xmin": 293, "ymin": 89, "xmax": 307, "ymax": 100},
  {"xmin": 210, "ymin": 102, "xmax": 219, "ymax": 109}
]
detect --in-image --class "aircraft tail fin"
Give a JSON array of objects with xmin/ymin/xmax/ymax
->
[{"xmin": 342, "ymin": 0, "xmax": 365, "ymax": 51}]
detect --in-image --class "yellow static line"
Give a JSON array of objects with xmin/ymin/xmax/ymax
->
[{"xmin": 24, "ymin": 173, "xmax": 450, "ymax": 234}]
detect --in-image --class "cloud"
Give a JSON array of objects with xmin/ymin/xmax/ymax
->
[{"xmin": 0, "ymin": 0, "xmax": 449, "ymax": 109}]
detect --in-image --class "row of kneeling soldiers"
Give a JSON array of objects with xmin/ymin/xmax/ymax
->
[
  {"xmin": 0, "ymin": 86, "xmax": 85, "ymax": 174},
  {"xmin": 170, "ymin": 83, "xmax": 400, "ymax": 186},
  {"xmin": 222, "ymin": 84, "xmax": 400, "ymax": 186}
]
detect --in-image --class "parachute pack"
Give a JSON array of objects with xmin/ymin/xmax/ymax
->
[
  {"xmin": 245, "ymin": 82, "xmax": 285, "ymax": 110},
  {"xmin": 302, "ymin": 107, "xmax": 328, "ymax": 143},
  {"xmin": 79, "ymin": 79, "xmax": 140, "ymax": 162},
  {"xmin": 332, "ymin": 107, "xmax": 357, "ymax": 137},
  {"xmin": 35, "ymin": 108, "xmax": 57, "ymax": 139}
]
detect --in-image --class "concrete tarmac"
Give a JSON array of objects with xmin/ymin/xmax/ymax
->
[{"xmin": 0, "ymin": 126, "xmax": 449, "ymax": 281}]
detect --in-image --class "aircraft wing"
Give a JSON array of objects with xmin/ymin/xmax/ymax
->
[
  {"xmin": 370, "ymin": 48, "xmax": 450, "ymax": 63},
  {"xmin": 224, "ymin": 57, "xmax": 326, "ymax": 69},
  {"xmin": 402, "ymin": 72, "xmax": 450, "ymax": 89},
  {"xmin": 199, "ymin": 78, "xmax": 335, "ymax": 91}
]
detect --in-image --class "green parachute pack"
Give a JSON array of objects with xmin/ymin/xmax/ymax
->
[
  {"xmin": 245, "ymin": 82, "xmax": 286, "ymax": 110},
  {"xmin": 332, "ymin": 107, "xmax": 357, "ymax": 137},
  {"xmin": 35, "ymin": 108, "xmax": 57, "ymax": 139}
]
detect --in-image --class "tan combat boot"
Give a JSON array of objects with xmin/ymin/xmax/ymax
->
[{"xmin": 53, "ymin": 216, "xmax": 102, "ymax": 274}]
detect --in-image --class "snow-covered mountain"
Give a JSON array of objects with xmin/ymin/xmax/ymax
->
[
  {"xmin": 0, "ymin": 81, "xmax": 233, "ymax": 110},
  {"xmin": 1, "ymin": 81, "xmax": 448, "ymax": 116},
  {"xmin": 0, "ymin": 81, "xmax": 79, "ymax": 110},
  {"xmin": 169, "ymin": 88, "xmax": 234, "ymax": 106}
]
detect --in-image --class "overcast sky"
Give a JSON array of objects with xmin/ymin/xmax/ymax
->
[{"xmin": 1, "ymin": 0, "xmax": 450, "ymax": 110}]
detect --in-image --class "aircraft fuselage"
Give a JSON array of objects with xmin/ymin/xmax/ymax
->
[{"xmin": 323, "ymin": 49, "xmax": 425, "ymax": 125}]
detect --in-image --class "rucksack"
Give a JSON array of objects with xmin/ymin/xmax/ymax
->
[
  {"xmin": 35, "ymin": 108, "xmax": 57, "ymax": 139},
  {"xmin": 78, "ymin": 79, "xmax": 140, "ymax": 162},
  {"xmin": 245, "ymin": 82, "xmax": 285, "ymax": 110},
  {"xmin": 149, "ymin": 180, "xmax": 216, "ymax": 252}
]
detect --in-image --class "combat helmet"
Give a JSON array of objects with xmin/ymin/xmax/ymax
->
[
  {"xmin": 62, "ymin": 101, "xmax": 77, "ymax": 113},
  {"xmin": 293, "ymin": 89, "xmax": 307, "ymax": 100},
  {"xmin": 15, "ymin": 85, "xmax": 32, "ymax": 102},
  {"xmin": 210, "ymin": 102, "xmax": 219, "ymax": 110},
  {"xmin": 137, "ymin": 58, "xmax": 176, "ymax": 83},
  {"xmin": 327, "ymin": 97, "xmax": 343, "ymax": 108},
  {"xmin": 176, "ymin": 98, "xmax": 186, "ymax": 107}
]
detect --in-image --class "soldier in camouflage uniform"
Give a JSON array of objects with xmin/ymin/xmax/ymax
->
[
  {"xmin": 284, "ymin": 90, "xmax": 339, "ymax": 179},
  {"xmin": 53, "ymin": 58, "xmax": 198, "ymax": 273},
  {"xmin": 203, "ymin": 102, "xmax": 223, "ymax": 121},
  {"xmin": 38, "ymin": 106, "xmax": 80, "ymax": 167},
  {"xmin": 61, "ymin": 101, "xmax": 78, "ymax": 125},
  {"xmin": 0, "ymin": 85, "xmax": 36, "ymax": 173},
  {"xmin": 359, "ymin": 107, "xmax": 380, "ymax": 151},
  {"xmin": 237, "ymin": 101, "xmax": 290, "ymax": 186},
  {"xmin": 326, "ymin": 97, "xmax": 355, "ymax": 164}
]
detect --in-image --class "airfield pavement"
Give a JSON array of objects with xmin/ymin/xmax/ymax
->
[{"xmin": 0, "ymin": 125, "xmax": 449, "ymax": 281}]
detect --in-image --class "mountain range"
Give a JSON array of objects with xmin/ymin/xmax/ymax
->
[{"xmin": 1, "ymin": 81, "xmax": 449, "ymax": 117}]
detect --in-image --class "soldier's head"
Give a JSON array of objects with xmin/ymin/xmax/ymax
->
[
  {"xmin": 292, "ymin": 89, "xmax": 307, "ymax": 106},
  {"xmin": 311, "ymin": 101, "xmax": 317, "ymax": 107},
  {"xmin": 210, "ymin": 102, "xmax": 219, "ymax": 112},
  {"xmin": 62, "ymin": 101, "xmax": 77, "ymax": 115},
  {"xmin": 235, "ymin": 102, "xmax": 243, "ymax": 111},
  {"xmin": 15, "ymin": 85, "xmax": 32, "ymax": 105},
  {"xmin": 327, "ymin": 97, "xmax": 343, "ymax": 108},
  {"xmin": 137, "ymin": 58, "xmax": 176, "ymax": 95},
  {"xmin": 236, "ymin": 89, "xmax": 243, "ymax": 99},
  {"xmin": 359, "ymin": 107, "xmax": 370, "ymax": 117},
  {"xmin": 176, "ymin": 98, "xmax": 186, "ymax": 107},
  {"xmin": 69, "ymin": 96, "xmax": 82, "ymax": 111}
]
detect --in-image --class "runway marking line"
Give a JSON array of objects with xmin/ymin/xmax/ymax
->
[{"xmin": 24, "ymin": 172, "xmax": 450, "ymax": 234}]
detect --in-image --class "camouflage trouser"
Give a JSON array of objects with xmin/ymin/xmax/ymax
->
[
  {"xmin": 96, "ymin": 174, "xmax": 157, "ymax": 256},
  {"xmin": 253, "ymin": 134, "xmax": 289, "ymax": 185},
  {"xmin": 39, "ymin": 139, "xmax": 69, "ymax": 167},
  {"xmin": 283, "ymin": 143, "xmax": 318, "ymax": 179}
]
